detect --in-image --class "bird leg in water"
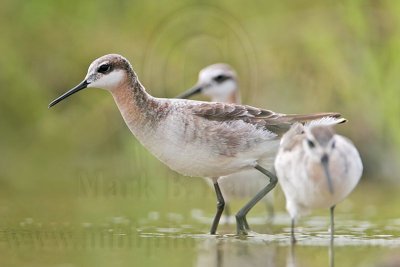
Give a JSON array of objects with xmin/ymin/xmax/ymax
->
[
  {"xmin": 210, "ymin": 181, "xmax": 225, "ymax": 234},
  {"xmin": 330, "ymin": 205, "xmax": 335, "ymax": 244},
  {"xmin": 291, "ymin": 218, "xmax": 297, "ymax": 243},
  {"xmin": 235, "ymin": 164, "xmax": 278, "ymax": 235}
]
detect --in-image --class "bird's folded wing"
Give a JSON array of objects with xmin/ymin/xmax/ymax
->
[{"xmin": 189, "ymin": 102, "xmax": 342, "ymax": 135}]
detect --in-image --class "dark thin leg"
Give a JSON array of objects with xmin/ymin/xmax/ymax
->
[
  {"xmin": 235, "ymin": 164, "xmax": 278, "ymax": 235},
  {"xmin": 243, "ymin": 217, "xmax": 250, "ymax": 230},
  {"xmin": 329, "ymin": 206, "xmax": 335, "ymax": 267},
  {"xmin": 330, "ymin": 205, "xmax": 335, "ymax": 245},
  {"xmin": 291, "ymin": 218, "xmax": 297, "ymax": 244},
  {"xmin": 290, "ymin": 218, "xmax": 297, "ymax": 244},
  {"xmin": 224, "ymin": 203, "xmax": 247, "ymax": 227},
  {"xmin": 210, "ymin": 181, "xmax": 225, "ymax": 235}
]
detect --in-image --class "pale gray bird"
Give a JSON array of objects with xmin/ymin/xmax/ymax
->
[
  {"xmin": 177, "ymin": 63, "xmax": 274, "ymax": 220},
  {"xmin": 275, "ymin": 123, "xmax": 363, "ymax": 243},
  {"xmin": 177, "ymin": 63, "xmax": 240, "ymax": 104}
]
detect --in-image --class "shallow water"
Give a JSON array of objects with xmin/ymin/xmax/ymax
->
[
  {"xmin": 2, "ymin": 212, "xmax": 400, "ymax": 266},
  {"xmin": 1, "ymin": 180, "xmax": 399, "ymax": 267}
]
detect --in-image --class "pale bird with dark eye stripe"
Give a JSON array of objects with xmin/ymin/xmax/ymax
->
[
  {"xmin": 176, "ymin": 63, "xmax": 240, "ymax": 104},
  {"xmin": 274, "ymin": 123, "xmax": 363, "ymax": 243},
  {"xmin": 177, "ymin": 63, "xmax": 275, "ymax": 220},
  {"xmin": 49, "ymin": 54, "xmax": 345, "ymax": 235}
]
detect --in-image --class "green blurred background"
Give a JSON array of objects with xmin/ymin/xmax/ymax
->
[{"xmin": 1, "ymin": 0, "xmax": 400, "ymax": 266}]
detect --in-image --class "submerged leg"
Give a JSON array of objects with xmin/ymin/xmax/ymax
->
[
  {"xmin": 291, "ymin": 218, "xmax": 296, "ymax": 244},
  {"xmin": 243, "ymin": 217, "xmax": 250, "ymax": 230},
  {"xmin": 210, "ymin": 181, "xmax": 225, "ymax": 235},
  {"xmin": 235, "ymin": 164, "xmax": 278, "ymax": 235},
  {"xmin": 330, "ymin": 205, "xmax": 335, "ymax": 244}
]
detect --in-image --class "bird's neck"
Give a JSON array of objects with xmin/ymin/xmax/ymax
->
[{"xmin": 110, "ymin": 77, "xmax": 163, "ymax": 136}]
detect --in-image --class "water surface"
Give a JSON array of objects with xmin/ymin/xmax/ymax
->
[{"xmin": 1, "ymin": 176, "xmax": 399, "ymax": 267}]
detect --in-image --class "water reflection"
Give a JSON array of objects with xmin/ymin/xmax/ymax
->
[
  {"xmin": 193, "ymin": 236, "xmax": 339, "ymax": 267},
  {"xmin": 195, "ymin": 237, "xmax": 277, "ymax": 267},
  {"xmin": 2, "ymin": 216, "xmax": 400, "ymax": 266},
  {"xmin": 287, "ymin": 242, "xmax": 334, "ymax": 267},
  {"xmin": 287, "ymin": 245, "xmax": 297, "ymax": 267},
  {"xmin": 329, "ymin": 240, "xmax": 334, "ymax": 267}
]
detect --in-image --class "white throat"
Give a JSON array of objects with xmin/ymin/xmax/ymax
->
[
  {"xmin": 204, "ymin": 81, "xmax": 241, "ymax": 104},
  {"xmin": 88, "ymin": 70, "xmax": 125, "ymax": 90}
]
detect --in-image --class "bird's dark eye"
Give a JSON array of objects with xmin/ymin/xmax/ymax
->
[
  {"xmin": 307, "ymin": 139, "xmax": 315, "ymax": 148},
  {"xmin": 331, "ymin": 141, "xmax": 336, "ymax": 149},
  {"xmin": 214, "ymin": 75, "xmax": 227, "ymax": 83},
  {"xmin": 98, "ymin": 64, "xmax": 111, "ymax": 74}
]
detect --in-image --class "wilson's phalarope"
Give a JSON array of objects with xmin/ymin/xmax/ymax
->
[
  {"xmin": 49, "ymin": 54, "xmax": 345, "ymax": 235},
  {"xmin": 274, "ymin": 123, "xmax": 363, "ymax": 243},
  {"xmin": 176, "ymin": 63, "xmax": 240, "ymax": 104},
  {"xmin": 177, "ymin": 63, "xmax": 274, "ymax": 220}
]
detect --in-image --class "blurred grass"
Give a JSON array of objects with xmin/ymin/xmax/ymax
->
[{"xmin": 0, "ymin": 0, "xmax": 400, "ymax": 228}]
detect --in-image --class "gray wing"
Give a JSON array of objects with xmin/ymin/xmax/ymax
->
[
  {"xmin": 189, "ymin": 102, "xmax": 290, "ymax": 134},
  {"xmin": 189, "ymin": 102, "xmax": 341, "ymax": 135}
]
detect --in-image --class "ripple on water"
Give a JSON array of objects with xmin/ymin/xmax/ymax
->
[
  {"xmin": 135, "ymin": 210, "xmax": 400, "ymax": 248},
  {"xmin": 3, "ymin": 214, "xmax": 400, "ymax": 249}
]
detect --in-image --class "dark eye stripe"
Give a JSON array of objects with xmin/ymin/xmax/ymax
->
[
  {"xmin": 98, "ymin": 64, "xmax": 111, "ymax": 74},
  {"xmin": 213, "ymin": 75, "xmax": 230, "ymax": 83},
  {"xmin": 307, "ymin": 139, "xmax": 315, "ymax": 148}
]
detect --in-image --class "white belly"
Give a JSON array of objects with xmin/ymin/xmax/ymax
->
[
  {"xmin": 132, "ymin": 114, "xmax": 279, "ymax": 178},
  {"xmin": 275, "ymin": 137, "xmax": 362, "ymax": 218}
]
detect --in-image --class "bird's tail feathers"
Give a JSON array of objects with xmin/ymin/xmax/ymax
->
[{"xmin": 280, "ymin": 112, "xmax": 346, "ymax": 124}]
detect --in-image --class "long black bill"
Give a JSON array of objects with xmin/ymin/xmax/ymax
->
[
  {"xmin": 321, "ymin": 154, "xmax": 334, "ymax": 194},
  {"xmin": 175, "ymin": 85, "xmax": 202, "ymax": 99},
  {"xmin": 48, "ymin": 80, "xmax": 89, "ymax": 108}
]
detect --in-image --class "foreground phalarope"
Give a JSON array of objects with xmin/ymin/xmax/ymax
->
[{"xmin": 49, "ymin": 54, "xmax": 345, "ymax": 235}]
